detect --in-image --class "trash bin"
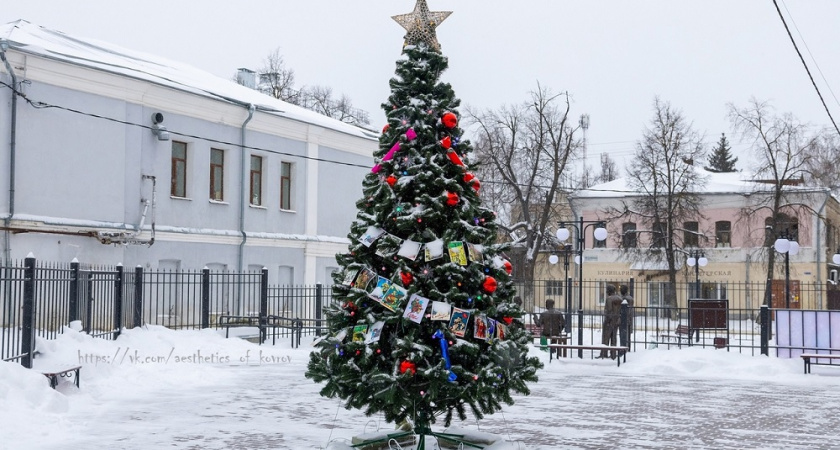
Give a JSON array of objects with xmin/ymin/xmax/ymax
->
[{"xmin": 713, "ymin": 337, "xmax": 727, "ymax": 349}]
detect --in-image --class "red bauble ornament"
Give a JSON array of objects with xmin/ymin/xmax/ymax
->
[
  {"xmin": 504, "ymin": 260, "xmax": 513, "ymax": 275},
  {"xmin": 400, "ymin": 360, "xmax": 417, "ymax": 375},
  {"xmin": 483, "ymin": 276, "xmax": 498, "ymax": 293},
  {"xmin": 382, "ymin": 124, "xmax": 390, "ymax": 133},
  {"xmin": 442, "ymin": 112, "xmax": 458, "ymax": 129},
  {"xmin": 441, "ymin": 136, "xmax": 452, "ymax": 149},
  {"xmin": 471, "ymin": 178, "xmax": 481, "ymax": 192},
  {"xmin": 446, "ymin": 191, "xmax": 459, "ymax": 206},
  {"xmin": 463, "ymin": 172, "xmax": 475, "ymax": 183},
  {"xmin": 447, "ymin": 151, "xmax": 464, "ymax": 166},
  {"xmin": 386, "ymin": 175, "xmax": 397, "ymax": 187},
  {"xmin": 400, "ymin": 271, "xmax": 413, "ymax": 286},
  {"xmin": 502, "ymin": 317, "xmax": 513, "ymax": 325}
]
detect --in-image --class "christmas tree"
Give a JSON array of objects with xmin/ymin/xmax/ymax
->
[
  {"xmin": 305, "ymin": 0, "xmax": 541, "ymax": 443},
  {"xmin": 704, "ymin": 132, "xmax": 738, "ymax": 173}
]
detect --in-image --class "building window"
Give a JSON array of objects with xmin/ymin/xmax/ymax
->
[
  {"xmin": 545, "ymin": 280, "xmax": 563, "ymax": 297},
  {"xmin": 653, "ymin": 222, "xmax": 667, "ymax": 248},
  {"xmin": 280, "ymin": 161, "xmax": 292, "ymax": 210},
  {"xmin": 684, "ymin": 221, "xmax": 699, "ymax": 247},
  {"xmin": 210, "ymin": 148, "xmax": 224, "ymax": 201},
  {"xmin": 715, "ymin": 221, "xmax": 731, "ymax": 248},
  {"xmin": 622, "ymin": 222, "xmax": 637, "ymax": 248},
  {"xmin": 171, "ymin": 141, "xmax": 187, "ymax": 198},
  {"xmin": 250, "ymin": 155, "xmax": 263, "ymax": 206}
]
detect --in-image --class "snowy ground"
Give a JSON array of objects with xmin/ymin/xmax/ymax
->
[{"xmin": 1, "ymin": 325, "xmax": 839, "ymax": 450}]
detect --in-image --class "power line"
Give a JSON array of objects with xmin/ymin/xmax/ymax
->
[{"xmin": 772, "ymin": 0, "xmax": 840, "ymax": 137}]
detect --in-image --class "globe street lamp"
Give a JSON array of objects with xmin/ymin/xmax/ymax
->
[
  {"xmin": 548, "ymin": 243, "xmax": 574, "ymax": 333},
  {"xmin": 685, "ymin": 250, "xmax": 709, "ymax": 298},
  {"xmin": 774, "ymin": 231, "xmax": 799, "ymax": 309},
  {"xmin": 556, "ymin": 217, "xmax": 607, "ymax": 358}
]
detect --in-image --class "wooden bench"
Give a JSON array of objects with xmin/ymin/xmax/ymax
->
[
  {"xmin": 524, "ymin": 323, "xmax": 540, "ymax": 338},
  {"xmin": 219, "ymin": 315, "xmax": 264, "ymax": 344},
  {"xmin": 659, "ymin": 324, "xmax": 691, "ymax": 345},
  {"xmin": 800, "ymin": 353, "xmax": 840, "ymax": 374},
  {"xmin": 536, "ymin": 344, "xmax": 628, "ymax": 367},
  {"xmin": 38, "ymin": 365, "xmax": 81, "ymax": 389}
]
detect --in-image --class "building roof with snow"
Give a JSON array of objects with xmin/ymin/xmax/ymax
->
[{"xmin": 0, "ymin": 19, "xmax": 379, "ymax": 141}]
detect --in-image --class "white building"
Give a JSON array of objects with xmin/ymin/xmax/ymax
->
[{"xmin": 0, "ymin": 20, "xmax": 378, "ymax": 285}]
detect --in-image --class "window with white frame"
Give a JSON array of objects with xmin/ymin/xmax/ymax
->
[
  {"xmin": 250, "ymin": 155, "xmax": 263, "ymax": 206},
  {"xmin": 210, "ymin": 148, "xmax": 224, "ymax": 201},
  {"xmin": 280, "ymin": 161, "xmax": 292, "ymax": 210},
  {"xmin": 171, "ymin": 141, "xmax": 187, "ymax": 198}
]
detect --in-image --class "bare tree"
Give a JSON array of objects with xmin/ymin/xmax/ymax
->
[
  {"xmin": 728, "ymin": 98, "xmax": 821, "ymax": 308},
  {"xmin": 802, "ymin": 128, "xmax": 840, "ymax": 191},
  {"xmin": 607, "ymin": 98, "xmax": 707, "ymax": 317},
  {"xmin": 258, "ymin": 48, "xmax": 299, "ymax": 104},
  {"xmin": 468, "ymin": 86, "xmax": 581, "ymax": 309}
]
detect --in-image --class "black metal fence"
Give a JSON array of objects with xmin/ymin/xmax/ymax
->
[
  {"xmin": 1, "ymin": 257, "xmax": 338, "ymax": 367},
  {"xmin": 6, "ymin": 260, "xmax": 839, "ymax": 368}
]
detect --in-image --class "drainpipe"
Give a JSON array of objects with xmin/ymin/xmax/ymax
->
[
  {"xmin": 1, "ymin": 40, "xmax": 17, "ymax": 267},
  {"xmin": 816, "ymin": 189, "xmax": 831, "ymax": 309},
  {"xmin": 237, "ymin": 104, "xmax": 255, "ymax": 313}
]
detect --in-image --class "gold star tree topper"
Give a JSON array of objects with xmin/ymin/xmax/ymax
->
[{"xmin": 392, "ymin": 0, "xmax": 452, "ymax": 51}]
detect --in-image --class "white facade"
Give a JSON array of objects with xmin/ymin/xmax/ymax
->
[{"xmin": 0, "ymin": 20, "xmax": 378, "ymax": 285}]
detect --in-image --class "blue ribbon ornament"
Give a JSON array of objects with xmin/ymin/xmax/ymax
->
[{"xmin": 432, "ymin": 329, "xmax": 457, "ymax": 382}]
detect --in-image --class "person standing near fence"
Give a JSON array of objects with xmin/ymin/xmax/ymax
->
[
  {"xmin": 537, "ymin": 299, "xmax": 565, "ymax": 358},
  {"xmin": 620, "ymin": 284, "xmax": 634, "ymax": 335},
  {"xmin": 598, "ymin": 284, "xmax": 623, "ymax": 359}
]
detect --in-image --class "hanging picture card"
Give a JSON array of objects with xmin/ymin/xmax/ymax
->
[
  {"xmin": 403, "ymin": 294, "xmax": 430, "ymax": 324},
  {"xmin": 424, "ymin": 238, "xmax": 445, "ymax": 261},
  {"xmin": 352, "ymin": 324, "xmax": 369, "ymax": 342},
  {"xmin": 375, "ymin": 233, "xmax": 403, "ymax": 258},
  {"xmin": 353, "ymin": 267, "xmax": 377, "ymax": 291},
  {"xmin": 467, "ymin": 243, "xmax": 484, "ymax": 263},
  {"xmin": 341, "ymin": 269, "xmax": 359, "ymax": 286},
  {"xmin": 368, "ymin": 276, "xmax": 392, "ymax": 300},
  {"xmin": 380, "ymin": 284, "xmax": 408, "ymax": 312},
  {"xmin": 366, "ymin": 321, "xmax": 385, "ymax": 343},
  {"xmin": 430, "ymin": 301, "xmax": 452, "ymax": 321},
  {"xmin": 397, "ymin": 239, "xmax": 423, "ymax": 261},
  {"xmin": 447, "ymin": 241, "xmax": 468, "ymax": 266},
  {"xmin": 496, "ymin": 323, "xmax": 508, "ymax": 340},
  {"xmin": 360, "ymin": 226, "xmax": 386, "ymax": 247},
  {"xmin": 448, "ymin": 308, "xmax": 471, "ymax": 337},
  {"xmin": 473, "ymin": 315, "xmax": 489, "ymax": 340}
]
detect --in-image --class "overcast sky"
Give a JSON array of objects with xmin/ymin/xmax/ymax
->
[{"xmin": 4, "ymin": 0, "xmax": 840, "ymax": 173}]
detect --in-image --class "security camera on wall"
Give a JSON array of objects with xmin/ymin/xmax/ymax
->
[{"xmin": 151, "ymin": 112, "xmax": 170, "ymax": 141}]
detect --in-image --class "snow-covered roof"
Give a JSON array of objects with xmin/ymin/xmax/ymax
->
[
  {"xmin": 0, "ymin": 19, "xmax": 378, "ymax": 141},
  {"xmin": 574, "ymin": 167, "xmax": 822, "ymax": 199}
]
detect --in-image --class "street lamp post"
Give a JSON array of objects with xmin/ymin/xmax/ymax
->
[
  {"xmin": 556, "ymin": 216, "xmax": 607, "ymax": 358},
  {"xmin": 685, "ymin": 250, "xmax": 708, "ymax": 299},
  {"xmin": 549, "ymin": 243, "xmax": 574, "ymax": 334},
  {"xmin": 773, "ymin": 231, "xmax": 799, "ymax": 309}
]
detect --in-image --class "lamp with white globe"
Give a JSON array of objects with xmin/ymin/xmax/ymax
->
[{"xmin": 773, "ymin": 230, "xmax": 798, "ymax": 309}]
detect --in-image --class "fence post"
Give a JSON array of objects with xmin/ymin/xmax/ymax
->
[
  {"xmin": 21, "ymin": 255, "xmax": 36, "ymax": 369},
  {"xmin": 113, "ymin": 264, "xmax": 124, "ymax": 340},
  {"xmin": 619, "ymin": 300, "xmax": 629, "ymax": 353},
  {"xmin": 84, "ymin": 275, "xmax": 93, "ymax": 334},
  {"xmin": 134, "ymin": 266, "xmax": 143, "ymax": 328},
  {"xmin": 69, "ymin": 259, "xmax": 80, "ymax": 323},
  {"xmin": 760, "ymin": 305, "xmax": 769, "ymax": 356},
  {"xmin": 201, "ymin": 267, "xmax": 210, "ymax": 329},
  {"xmin": 260, "ymin": 267, "xmax": 268, "ymax": 344},
  {"xmin": 315, "ymin": 283, "xmax": 323, "ymax": 337}
]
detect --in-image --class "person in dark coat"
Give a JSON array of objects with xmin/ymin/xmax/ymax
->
[
  {"xmin": 599, "ymin": 284, "xmax": 623, "ymax": 359},
  {"xmin": 538, "ymin": 299, "xmax": 566, "ymax": 358},
  {"xmin": 620, "ymin": 284, "xmax": 634, "ymax": 335}
]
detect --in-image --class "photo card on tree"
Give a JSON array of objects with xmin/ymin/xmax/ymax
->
[
  {"xmin": 368, "ymin": 276, "xmax": 392, "ymax": 300},
  {"xmin": 360, "ymin": 226, "xmax": 386, "ymax": 247},
  {"xmin": 496, "ymin": 322, "xmax": 508, "ymax": 340},
  {"xmin": 448, "ymin": 307, "xmax": 471, "ymax": 337},
  {"xmin": 375, "ymin": 233, "xmax": 403, "ymax": 258},
  {"xmin": 366, "ymin": 321, "xmax": 385, "ymax": 343},
  {"xmin": 447, "ymin": 241, "xmax": 468, "ymax": 266},
  {"xmin": 473, "ymin": 315, "xmax": 489, "ymax": 340},
  {"xmin": 424, "ymin": 238, "xmax": 445, "ymax": 262},
  {"xmin": 353, "ymin": 267, "xmax": 378, "ymax": 291},
  {"xmin": 397, "ymin": 239, "xmax": 423, "ymax": 261},
  {"xmin": 486, "ymin": 318, "xmax": 497, "ymax": 341},
  {"xmin": 352, "ymin": 324, "xmax": 369, "ymax": 342},
  {"xmin": 467, "ymin": 243, "xmax": 484, "ymax": 264},
  {"xmin": 430, "ymin": 301, "xmax": 452, "ymax": 321},
  {"xmin": 403, "ymin": 293, "xmax": 430, "ymax": 324},
  {"xmin": 379, "ymin": 284, "xmax": 408, "ymax": 312},
  {"xmin": 341, "ymin": 268, "xmax": 359, "ymax": 286}
]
